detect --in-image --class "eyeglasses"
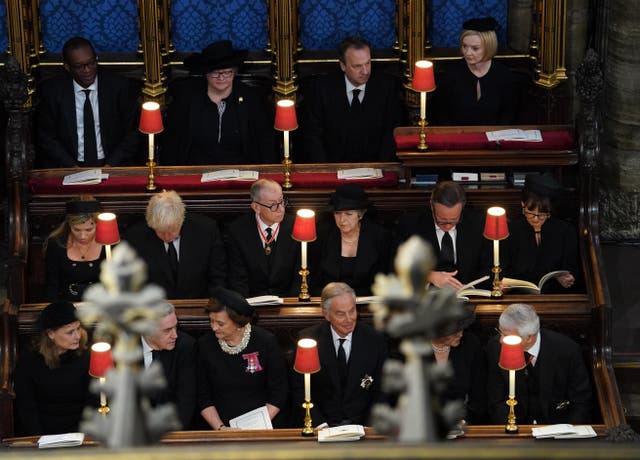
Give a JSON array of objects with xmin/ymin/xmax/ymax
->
[
  {"xmin": 208, "ymin": 69, "xmax": 234, "ymax": 80},
  {"xmin": 253, "ymin": 198, "xmax": 289, "ymax": 212},
  {"xmin": 68, "ymin": 59, "xmax": 97, "ymax": 71},
  {"xmin": 431, "ymin": 208, "xmax": 462, "ymax": 227},
  {"xmin": 522, "ymin": 208, "xmax": 550, "ymax": 220}
]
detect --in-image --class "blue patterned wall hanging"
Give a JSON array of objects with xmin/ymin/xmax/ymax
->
[
  {"xmin": 431, "ymin": 0, "xmax": 508, "ymax": 48},
  {"xmin": 171, "ymin": 0, "xmax": 268, "ymax": 52},
  {"xmin": 300, "ymin": 0, "xmax": 396, "ymax": 50},
  {"xmin": 0, "ymin": 3, "xmax": 7, "ymax": 54},
  {"xmin": 40, "ymin": 0, "xmax": 139, "ymax": 53}
]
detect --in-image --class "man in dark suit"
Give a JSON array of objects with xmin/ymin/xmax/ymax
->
[
  {"xmin": 141, "ymin": 302, "xmax": 197, "ymax": 429},
  {"xmin": 35, "ymin": 36, "xmax": 141, "ymax": 168},
  {"xmin": 226, "ymin": 179, "xmax": 300, "ymax": 298},
  {"xmin": 394, "ymin": 181, "xmax": 492, "ymax": 289},
  {"xmin": 125, "ymin": 190, "xmax": 226, "ymax": 299},
  {"xmin": 487, "ymin": 303, "xmax": 593, "ymax": 424},
  {"xmin": 293, "ymin": 282, "xmax": 387, "ymax": 426},
  {"xmin": 301, "ymin": 36, "xmax": 404, "ymax": 162}
]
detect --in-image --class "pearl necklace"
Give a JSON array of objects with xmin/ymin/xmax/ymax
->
[
  {"xmin": 431, "ymin": 341, "xmax": 451, "ymax": 353},
  {"xmin": 219, "ymin": 324, "xmax": 251, "ymax": 355}
]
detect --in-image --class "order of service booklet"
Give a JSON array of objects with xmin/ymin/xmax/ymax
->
[
  {"xmin": 502, "ymin": 270, "xmax": 570, "ymax": 294},
  {"xmin": 317, "ymin": 424, "xmax": 365, "ymax": 442}
]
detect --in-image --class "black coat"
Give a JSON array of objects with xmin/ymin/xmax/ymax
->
[
  {"xmin": 35, "ymin": 69, "xmax": 142, "ymax": 167},
  {"xmin": 226, "ymin": 213, "xmax": 300, "ymax": 298},
  {"xmin": 301, "ymin": 71, "xmax": 404, "ymax": 162},
  {"xmin": 487, "ymin": 329, "xmax": 593, "ymax": 424},
  {"xmin": 293, "ymin": 322, "xmax": 387, "ymax": 426},
  {"xmin": 124, "ymin": 214, "xmax": 226, "ymax": 298}
]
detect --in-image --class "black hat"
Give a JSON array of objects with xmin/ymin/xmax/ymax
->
[
  {"xmin": 462, "ymin": 17, "xmax": 499, "ymax": 32},
  {"xmin": 211, "ymin": 287, "xmax": 254, "ymax": 317},
  {"xmin": 40, "ymin": 301, "xmax": 78, "ymax": 331},
  {"xmin": 183, "ymin": 40, "xmax": 248, "ymax": 75},
  {"xmin": 524, "ymin": 173, "xmax": 562, "ymax": 198},
  {"xmin": 329, "ymin": 183, "xmax": 370, "ymax": 211},
  {"xmin": 434, "ymin": 305, "xmax": 476, "ymax": 338},
  {"xmin": 66, "ymin": 199, "xmax": 100, "ymax": 215}
]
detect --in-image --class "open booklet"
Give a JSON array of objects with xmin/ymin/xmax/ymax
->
[
  {"xmin": 502, "ymin": 270, "xmax": 570, "ymax": 294},
  {"xmin": 229, "ymin": 406, "xmax": 273, "ymax": 430},
  {"xmin": 62, "ymin": 169, "xmax": 108, "ymax": 185},
  {"xmin": 486, "ymin": 129, "xmax": 543, "ymax": 142},
  {"xmin": 531, "ymin": 424, "xmax": 597, "ymax": 439},
  {"xmin": 337, "ymin": 168, "xmax": 383, "ymax": 180},
  {"xmin": 246, "ymin": 295, "xmax": 283, "ymax": 306},
  {"xmin": 38, "ymin": 432, "xmax": 85, "ymax": 448},
  {"xmin": 456, "ymin": 275, "xmax": 491, "ymax": 298},
  {"xmin": 317, "ymin": 424, "xmax": 365, "ymax": 442},
  {"xmin": 201, "ymin": 169, "xmax": 259, "ymax": 182}
]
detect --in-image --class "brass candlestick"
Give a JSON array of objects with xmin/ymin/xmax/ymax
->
[
  {"xmin": 298, "ymin": 268, "xmax": 310, "ymax": 301},
  {"xmin": 283, "ymin": 157, "xmax": 293, "ymax": 189},
  {"xmin": 301, "ymin": 400, "xmax": 314, "ymax": 436},
  {"xmin": 505, "ymin": 397, "xmax": 519, "ymax": 433},
  {"xmin": 98, "ymin": 377, "xmax": 110, "ymax": 415},
  {"xmin": 491, "ymin": 265, "xmax": 503, "ymax": 298},
  {"xmin": 146, "ymin": 159, "xmax": 157, "ymax": 191},
  {"xmin": 417, "ymin": 118, "xmax": 428, "ymax": 151}
]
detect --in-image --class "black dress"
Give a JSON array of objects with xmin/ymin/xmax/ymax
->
[
  {"xmin": 45, "ymin": 238, "xmax": 106, "ymax": 301},
  {"xmin": 14, "ymin": 349, "xmax": 91, "ymax": 435},
  {"xmin": 502, "ymin": 218, "xmax": 581, "ymax": 293},
  {"xmin": 432, "ymin": 58, "xmax": 516, "ymax": 125},
  {"xmin": 196, "ymin": 325, "xmax": 288, "ymax": 426}
]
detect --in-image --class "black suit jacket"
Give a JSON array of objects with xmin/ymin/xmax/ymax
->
[
  {"xmin": 151, "ymin": 331, "xmax": 197, "ymax": 429},
  {"xmin": 160, "ymin": 78, "xmax": 277, "ymax": 165},
  {"xmin": 124, "ymin": 214, "xmax": 226, "ymax": 298},
  {"xmin": 35, "ymin": 69, "xmax": 141, "ymax": 167},
  {"xmin": 487, "ymin": 329, "xmax": 593, "ymax": 424},
  {"xmin": 301, "ymin": 71, "xmax": 404, "ymax": 162},
  {"xmin": 310, "ymin": 217, "xmax": 391, "ymax": 296},
  {"xmin": 226, "ymin": 213, "xmax": 300, "ymax": 298},
  {"xmin": 293, "ymin": 322, "xmax": 387, "ymax": 426},
  {"xmin": 394, "ymin": 207, "xmax": 492, "ymax": 286}
]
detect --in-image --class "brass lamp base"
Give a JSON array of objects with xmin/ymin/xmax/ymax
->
[
  {"xmin": 301, "ymin": 400, "xmax": 314, "ymax": 436},
  {"xmin": 505, "ymin": 397, "xmax": 519, "ymax": 433},
  {"xmin": 491, "ymin": 265, "xmax": 503, "ymax": 298},
  {"xmin": 298, "ymin": 268, "xmax": 310, "ymax": 301},
  {"xmin": 283, "ymin": 157, "xmax": 293, "ymax": 189},
  {"xmin": 146, "ymin": 159, "xmax": 157, "ymax": 191},
  {"xmin": 417, "ymin": 118, "xmax": 428, "ymax": 151}
]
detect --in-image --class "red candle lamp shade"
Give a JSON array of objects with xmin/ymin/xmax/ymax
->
[
  {"xmin": 292, "ymin": 209, "xmax": 317, "ymax": 242},
  {"xmin": 498, "ymin": 335, "xmax": 526, "ymax": 371},
  {"xmin": 139, "ymin": 101, "xmax": 163, "ymax": 134},
  {"xmin": 95, "ymin": 212, "xmax": 120, "ymax": 245},
  {"xmin": 274, "ymin": 99, "xmax": 298, "ymax": 131},
  {"xmin": 294, "ymin": 338, "xmax": 321, "ymax": 374},
  {"xmin": 412, "ymin": 60, "xmax": 436, "ymax": 92},
  {"xmin": 484, "ymin": 206, "xmax": 509, "ymax": 240},
  {"xmin": 89, "ymin": 342, "xmax": 114, "ymax": 378}
]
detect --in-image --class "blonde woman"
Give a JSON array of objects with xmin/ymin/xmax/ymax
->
[{"xmin": 44, "ymin": 196, "xmax": 105, "ymax": 301}]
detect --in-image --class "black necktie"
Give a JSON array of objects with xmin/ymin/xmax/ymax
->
[
  {"xmin": 167, "ymin": 241, "xmax": 179, "ymax": 282},
  {"xmin": 351, "ymin": 89, "xmax": 361, "ymax": 109},
  {"xmin": 265, "ymin": 227, "xmax": 272, "ymax": 241},
  {"xmin": 440, "ymin": 231, "xmax": 455, "ymax": 269},
  {"xmin": 82, "ymin": 89, "xmax": 98, "ymax": 165},
  {"xmin": 524, "ymin": 351, "xmax": 533, "ymax": 367},
  {"xmin": 337, "ymin": 338, "xmax": 348, "ymax": 385}
]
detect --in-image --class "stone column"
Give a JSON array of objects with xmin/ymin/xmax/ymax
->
[{"xmin": 508, "ymin": 0, "xmax": 533, "ymax": 53}]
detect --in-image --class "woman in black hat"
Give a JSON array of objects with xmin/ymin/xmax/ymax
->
[
  {"xmin": 197, "ymin": 288, "xmax": 288, "ymax": 430},
  {"xmin": 432, "ymin": 17, "xmax": 516, "ymax": 125},
  {"xmin": 13, "ymin": 301, "xmax": 91, "ymax": 435},
  {"xmin": 501, "ymin": 173, "xmax": 580, "ymax": 293},
  {"xmin": 310, "ymin": 183, "xmax": 391, "ymax": 296},
  {"xmin": 43, "ymin": 195, "xmax": 106, "ymax": 301},
  {"xmin": 161, "ymin": 40, "xmax": 277, "ymax": 166},
  {"xmin": 431, "ymin": 306, "xmax": 488, "ymax": 424}
]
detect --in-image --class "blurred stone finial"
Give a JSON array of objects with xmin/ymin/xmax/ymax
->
[
  {"xmin": 78, "ymin": 242, "xmax": 181, "ymax": 448},
  {"xmin": 0, "ymin": 57, "xmax": 29, "ymax": 110},
  {"xmin": 369, "ymin": 236, "xmax": 468, "ymax": 443}
]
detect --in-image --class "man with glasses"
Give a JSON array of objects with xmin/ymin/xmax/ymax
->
[
  {"xmin": 394, "ymin": 181, "xmax": 491, "ymax": 289},
  {"xmin": 226, "ymin": 179, "xmax": 300, "ymax": 297},
  {"xmin": 161, "ymin": 40, "xmax": 277, "ymax": 165},
  {"xmin": 36, "ymin": 36, "xmax": 141, "ymax": 167},
  {"xmin": 487, "ymin": 303, "xmax": 592, "ymax": 424}
]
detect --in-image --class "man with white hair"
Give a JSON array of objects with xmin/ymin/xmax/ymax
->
[
  {"xmin": 125, "ymin": 190, "xmax": 226, "ymax": 298},
  {"xmin": 487, "ymin": 303, "xmax": 592, "ymax": 424}
]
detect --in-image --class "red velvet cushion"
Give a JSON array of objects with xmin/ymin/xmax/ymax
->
[{"xmin": 395, "ymin": 130, "xmax": 575, "ymax": 150}]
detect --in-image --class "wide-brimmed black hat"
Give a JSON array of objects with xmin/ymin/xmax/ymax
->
[
  {"xmin": 434, "ymin": 305, "xmax": 476, "ymax": 338},
  {"xmin": 524, "ymin": 173, "xmax": 563, "ymax": 198},
  {"xmin": 211, "ymin": 287, "xmax": 254, "ymax": 317},
  {"xmin": 183, "ymin": 40, "xmax": 248, "ymax": 75},
  {"xmin": 40, "ymin": 301, "xmax": 78, "ymax": 331},
  {"xmin": 329, "ymin": 183, "xmax": 370, "ymax": 211},
  {"xmin": 463, "ymin": 17, "xmax": 499, "ymax": 32}
]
